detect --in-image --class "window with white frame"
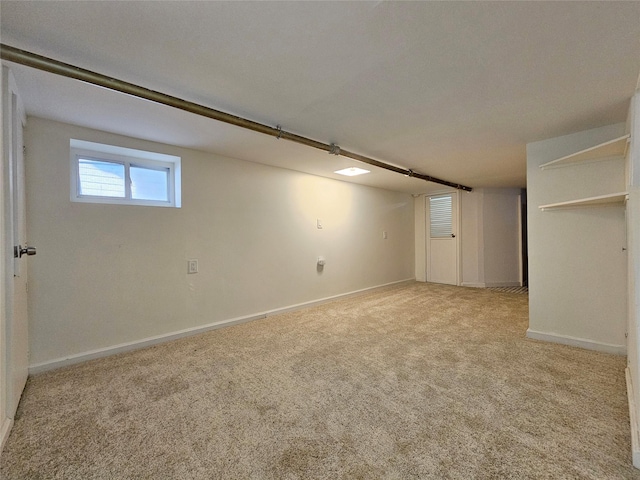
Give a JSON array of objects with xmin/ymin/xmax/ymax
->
[{"xmin": 70, "ymin": 139, "xmax": 181, "ymax": 207}]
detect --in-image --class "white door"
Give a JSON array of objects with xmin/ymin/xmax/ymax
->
[
  {"xmin": 2, "ymin": 66, "xmax": 30, "ymax": 419},
  {"xmin": 427, "ymin": 193, "xmax": 458, "ymax": 285}
]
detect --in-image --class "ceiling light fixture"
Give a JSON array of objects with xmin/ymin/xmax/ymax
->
[{"xmin": 334, "ymin": 167, "xmax": 370, "ymax": 177}]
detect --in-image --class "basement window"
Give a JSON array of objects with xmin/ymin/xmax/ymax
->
[{"xmin": 70, "ymin": 139, "xmax": 181, "ymax": 207}]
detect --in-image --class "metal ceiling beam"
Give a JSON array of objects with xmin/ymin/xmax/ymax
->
[{"xmin": 1, "ymin": 43, "xmax": 473, "ymax": 192}]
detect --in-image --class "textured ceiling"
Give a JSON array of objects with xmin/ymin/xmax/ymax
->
[{"xmin": 1, "ymin": 1, "xmax": 639, "ymax": 194}]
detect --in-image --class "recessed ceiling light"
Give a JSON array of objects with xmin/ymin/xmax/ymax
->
[{"xmin": 334, "ymin": 167, "xmax": 370, "ymax": 177}]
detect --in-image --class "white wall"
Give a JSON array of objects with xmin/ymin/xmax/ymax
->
[
  {"xmin": 460, "ymin": 190, "xmax": 482, "ymax": 286},
  {"xmin": 482, "ymin": 189, "xmax": 521, "ymax": 286},
  {"xmin": 460, "ymin": 188, "xmax": 522, "ymax": 288},
  {"xmin": 25, "ymin": 118, "xmax": 415, "ymax": 369},
  {"xmin": 526, "ymin": 123, "xmax": 628, "ymax": 353}
]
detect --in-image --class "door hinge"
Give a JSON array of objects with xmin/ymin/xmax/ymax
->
[{"xmin": 23, "ymin": 145, "xmax": 26, "ymax": 156}]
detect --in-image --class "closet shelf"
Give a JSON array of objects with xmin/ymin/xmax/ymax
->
[
  {"xmin": 539, "ymin": 134, "xmax": 630, "ymax": 169},
  {"xmin": 539, "ymin": 192, "xmax": 628, "ymax": 211}
]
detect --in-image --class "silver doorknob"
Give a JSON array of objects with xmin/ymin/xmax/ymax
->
[
  {"xmin": 451, "ymin": 233, "xmax": 456, "ymax": 238},
  {"xmin": 14, "ymin": 245, "xmax": 36, "ymax": 258}
]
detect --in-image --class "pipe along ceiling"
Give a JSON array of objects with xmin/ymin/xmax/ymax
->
[{"xmin": 1, "ymin": 44, "xmax": 472, "ymax": 192}]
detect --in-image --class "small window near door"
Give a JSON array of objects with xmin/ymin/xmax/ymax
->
[
  {"xmin": 70, "ymin": 139, "xmax": 181, "ymax": 207},
  {"xmin": 430, "ymin": 195, "xmax": 452, "ymax": 238}
]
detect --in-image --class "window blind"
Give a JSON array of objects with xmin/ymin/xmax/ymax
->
[{"xmin": 430, "ymin": 195, "xmax": 452, "ymax": 238}]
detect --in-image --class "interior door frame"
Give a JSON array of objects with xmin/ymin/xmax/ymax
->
[
  {"xmin": 2, "ymin": 65, "xmax": 28, "ymax": 435},
  {"xmin": 0, "ymin": 62, "xmax": 8, "ymax": 452},
  {"xmin": 425, "ymin": 191, "xmax": 461, "ymax": 286}
]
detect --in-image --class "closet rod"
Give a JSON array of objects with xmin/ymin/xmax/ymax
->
[{"xmin": 1, "ymin": 43, "xmax": 472, "ymax": 192}]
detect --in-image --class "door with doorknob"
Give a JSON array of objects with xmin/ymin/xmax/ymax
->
[
  {"xmin": 3, "ymin": 66, "xmax": 33, "ymax": 420},
  {"xmin": 427, "ymin": 193, "xmax": 459, "ymax": 285}
]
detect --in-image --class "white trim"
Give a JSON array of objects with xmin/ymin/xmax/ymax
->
[
  {"xmin": 526, "ymin": 329, "xmax": 626, "ymax": 355},
  {"xmin": 423, "ymin": 195, "xmax": 428, "ymax": 281},
  {"xmin": 262, "ymin": 278, "xmax": 414, "ymax": 316},
  {"xmin": 0, "ymin": 66, "xmax": 8, "ymax": 459},
  {"xmin": 29, "ymin": 313, "xmax": 267, "ymax": 375},
  {"xmin": 626, "ymin": 367, "xmax": 640, "ymax": 469},
  {"xmin": 0, "ymin": 417, "xmax": 13, "ymax": 456},
  {"xmin": 29, "ymin": 278, "xmax": 415, "ymax": 374},
  {"xmin": 461, "ymin": 282, "xmax": 522, "ymax": 288},
  {"xmin": 456, "ymin": 191, "xmax": 462, "ymax": 285},
  {"xmin": 484, "ymin": 281, "xmax": 522, "ymax": 288},
  {"xmin": 6, "ymin": 69, "xmax": 25, "ymax": 127},
  {"xmin": 518, "ymin": 193, "xmax": 523, "ymax": 287}
]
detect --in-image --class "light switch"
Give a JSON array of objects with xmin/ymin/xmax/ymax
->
[
  {"xmin": 188, "ymin": 259, "xmax": 198, "ymax": 274},
  {"xmin": 317, "ymin": 219, "xmax": 323, "ymax": 229}
]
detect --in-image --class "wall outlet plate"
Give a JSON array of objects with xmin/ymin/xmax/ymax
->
[{"xmin": 188, "ymin": 259, "xmax": 198, "ymax": 274}]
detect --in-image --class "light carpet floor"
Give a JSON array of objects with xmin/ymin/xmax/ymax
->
[{"xmin": 1, "ymin": 282, "xmax": 637, "ymax": 479}]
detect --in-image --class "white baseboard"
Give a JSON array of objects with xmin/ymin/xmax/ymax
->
[
  {"xmin": 461, "ymin": 282, "xmax": 523, "ymax": 288},
  {"xmin": 29, "ymin": 278, "xmax": 415, "ymax": 375},
  {"xmin": 484, "ymin": 281, "xmax": 522, "ymax": 288},
  {"xmin": 526, "ymin": 329, "xmax": 626, "ymax": 355},
  {"xmin": 626, "ymin": 368, "xmax": 640, "ymax": 469},
  {"xmin": 28, "ymin": 313, "xmax": 267, "ymax": 375},
  {"xmin": 0, "ymin": 417, "xmax": 13, "ymax": 456}
]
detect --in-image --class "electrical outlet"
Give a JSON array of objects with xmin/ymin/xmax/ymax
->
[
  {"xmin": 317, "ymin": 219, "xmax": 323, "ymax": 229},
  {"xmin": 383, "ymin": 231, "xmax": 388, "ymax": 239},
  {"xmin": 188, "ymin": 259, "xmax": 198, "ymax": 274}
]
